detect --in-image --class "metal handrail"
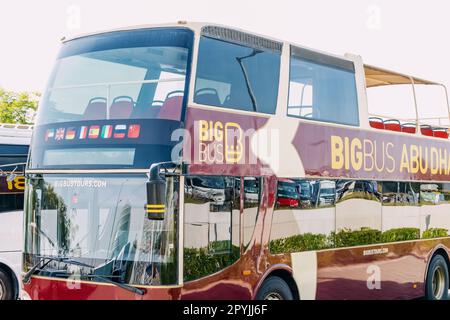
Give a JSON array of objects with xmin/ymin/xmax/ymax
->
[
  {"xmin": 47, "ymin": 78, "xmax": 185, "ymax": 91},
  {"xmin": 46, "ymin": 78, "xmax": 186, "ymax": 115},
  {"xmin": 369, "ymin": 114, "xmax": 450, "ymax": 128}
]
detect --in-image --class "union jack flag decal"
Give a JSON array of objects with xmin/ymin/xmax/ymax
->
[{"xmin": 55, "ymin": 128, "xmax": 65, "ymax": 141}]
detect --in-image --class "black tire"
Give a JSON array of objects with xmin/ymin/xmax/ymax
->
[
  {"xmin": 425, "ymin": 255, "xmax": 449, "ymax": 300},
  {"xmin": 256, "ymin": 276, "xmax": 294, "ymax": 300},
  {"xmin": 0, "ymin": 268, "xmax": 14, "ymax": 301}
]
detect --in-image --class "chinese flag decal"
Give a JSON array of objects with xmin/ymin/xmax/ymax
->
[{"xmin": 128, "ymin": 124, "xmax": 141, "ymax": 139}]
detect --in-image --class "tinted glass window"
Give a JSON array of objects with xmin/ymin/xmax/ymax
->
[
  {"xmin": 195, "ymin": 36, "xmax": 281, "ymax": 114},
  {"xmin": 0, "ymin": 156, "xmax": 27, "ymax": 167},
  {"xmin": 24, "ymin": 174, "xmax": 179, "ymax": 286},
  {"xmin": 0, "ymin": 194, "xmax": 24, "ymax": 213},
  {"xmin": 382, "ymin": 182, "xmax": 420, "ymax": 206},
  {"xmin": 420, "ymin": 183, "xmax": 449, "ymax": 205},
  {"xmin": 270, "ymin": 179, "xmax": 448, "ymax": 253},
  {"xmin": 381, "ymin": 182, "xmax": 421, "ymax": 242},
  {"xmin": 184, "ymin": 176, "xmax": 240, "ymax": 281},
  {"xmin": 0, "ymin": 144, "xmax": 29, "ymax": 156},
  {"xmin": 270, "ymin": 179, "xmax": 336, "ymax": 254},
  {"xmin": 288, "ymin": 47, "xmax": 359, "ymax": 126},
  {"xmin": 38, "ymin": 29, "xmax": 192, "ymax": 125},
  {"xmin": 242, "ymin": 177, "xmax": 260, "ymax": 249},
  {"xmin": 335, "ymin": 180, "xmax": 382, "ymax": 247},
  {"xmin": 420, "ymin": 183, "xmax": 450, "ymax": 239}
]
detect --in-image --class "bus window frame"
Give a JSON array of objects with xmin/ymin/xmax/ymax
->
[
  {"xmin": 192, "ymin": 33, "xmax": 282, "ymax": 116},
  {"xmin": 287, "ymin": 45, "xmax": 360, "ymax": 127}
]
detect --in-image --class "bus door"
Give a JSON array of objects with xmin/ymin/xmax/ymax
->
[{"xmin": 181, "ymin": 176, "xmax": 253, "ymax": 299}]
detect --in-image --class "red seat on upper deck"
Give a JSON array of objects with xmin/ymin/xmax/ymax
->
[
  {"xmin": 83, "ymin": 97, "xmax": 107, "ymax": 120},
  {"xmin": 433, "ymin": 128, "xmax": 449, "ymax": 139},
  {"xmin": 420, "ymin": 125, "xmax": 434, "ymax": 137},
  {"xmin": 369, "ymin": 117, "xmax": 384, "ymax": 130},
  {"xmin": 401, "ymin": 123, "xmax": 417, "ymax": 134},
  {"xmin": 158, "ymin": 91, "xmax": 184, "ymax": 121},
  {"xmin": 384, "ymin": 119, "xmax": 401, "ymax": 132},
  {"xmin": 110, "ymin": 96, "xmax": 134, "ymax": 119}
]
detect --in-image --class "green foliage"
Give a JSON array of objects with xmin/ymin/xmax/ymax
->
[
  {"xmin": 0, "ymin": 88, "xmax": 40, "ymax": 124},
  {"xmin": 270, "ymin": 233, "xmax": 331, "ymax": 254},
  {"xmin": 209, "ymin": 240, "xmax": 232, "ymax": 253},
  {"xmin": 333, "ymin": 227, "xmax": 382, "ymax": 248},
  {"xmin": 380, "ymin": 228, "xmax": 420, "ymax": 243},
  {"xmin": 270, "ymin": 227, "xmax": 425, "ymax": 254},
  {"xmin": 422, "ymin": 228, "xmax": 448, "ymax": 239},
  {"xmin": 184, "ymin": 245, "xmax": 240, "ymax": 282}
]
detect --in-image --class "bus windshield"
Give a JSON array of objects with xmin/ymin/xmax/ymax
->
[
  {"xmin": 38, "ymin": 28, "xmax": 192, "ymax": 125},
  {"xmin": 30, "ymin": 28, "xmax": 193, "ymax": 170},
  {"xmin": 24, "ymin": 174, "xmax": 179, "ymax": 286}
]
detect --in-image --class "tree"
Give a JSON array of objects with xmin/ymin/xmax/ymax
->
[{"xmin": 0, "ymin": 88, "xmax": 40, "ymax": 124}]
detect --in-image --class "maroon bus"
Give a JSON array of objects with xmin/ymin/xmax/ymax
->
[{"xmin": 22, "ymin": 22, "xmax": 450, "ymax": 300}]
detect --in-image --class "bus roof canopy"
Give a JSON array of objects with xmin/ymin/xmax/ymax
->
[{"xmin": 364, "ymin": 64, "xmax": 441, "ymax": 88}]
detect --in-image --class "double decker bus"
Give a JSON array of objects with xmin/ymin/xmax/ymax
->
[
  {"xmin": 0, "ymin": 123, "xmax": 31, "ymax": 300},
  {"xmin": 22, "ymin": 22, "xmax": 450, "ymax": 300}
]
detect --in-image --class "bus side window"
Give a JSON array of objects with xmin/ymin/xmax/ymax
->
[
  {"xmin": 420, "ymin": 183, "xmax": 442, "ymax": 205},
  {"xmin": 381, "ymin": 182, "xmax": 421, "ymax": 242},
  {"xmin": 420, "ymin": 183, "xmax": 450, "ymax": 236},
  {"xmin": 382, "ymin": 182, "xmax": 420, "ymax": 206},
  {"xmin": 183, "ymin": 176, "xmax": 240, "ymax": 282},
  {"xmin": 287, "ymin": 46, "xmax": 359, "ymax": 126},
  {"xmin": 270, "ymin": 179, "xmax": 336, "ymax": 254},
  {"xmin": 0, "ymin": 194, "xmax": 24, "ymax": 213},
  {"xmin": 194, "ymin": 35, "xmax": 281, "ymax": 115},
  {"xmin": 335, "ymin": 180, "xmax": 382, "ymax": 247}
]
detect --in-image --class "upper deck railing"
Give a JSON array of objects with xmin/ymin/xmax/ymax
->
[{"xmin": 365, "ymin": 64, "xmax": 450, "ymax": 138}]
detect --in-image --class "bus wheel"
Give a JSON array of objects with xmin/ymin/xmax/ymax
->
[
  {"xmin": 256, "ymin": 276, "xmax": 294, "ymax": 300},
  {"xmin": 426, "ymin": 255, "xmax": 449, "ymax": 300},
  {"xmin": 0, "ymin": 268, "xmax": 14, "ymax": 300}
]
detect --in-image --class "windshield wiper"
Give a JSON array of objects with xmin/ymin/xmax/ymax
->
[
  {"xmin": 24, "ymin": 256, "xmax": 146, "ymax": 296},
  {"xmin": 23, "ymin": 255, "xmax": 94, "ymax": 283},
  {"xmin": 82, "ymin": 274, "xmax": 146, "ymax": 296}
]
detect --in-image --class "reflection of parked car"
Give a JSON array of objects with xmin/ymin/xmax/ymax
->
[
  {"xmin": 420, "ymin": 184, "xmax": 441, "ymax": 204},
  {"xmin": 316, "ymin": 180, "xmax": 336, "ymax": 206},
  {"xmin": 297, "ymin": 180, "xmax": 312, "ymax": 208},
  {"xmin": 243, "ymin": 177, "xmax": 259, "ymax": 203},
  {"xmin": 277, "ymin": 179, "xmax": 299, "ymax": 208},
  {"xmin": 185, "ymin": 176, "xmax": 226, "ymax": 204},
  {"xmin": 336, "ymin": 180, "xmax": 380, "ymax": 201}
]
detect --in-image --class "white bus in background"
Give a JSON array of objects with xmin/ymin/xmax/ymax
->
[{"xmin": 0, "ymin": 123, "xmax": 32, "ymax": 300}]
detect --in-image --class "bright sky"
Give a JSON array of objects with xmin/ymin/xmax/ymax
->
[{"xmin": 0, "ymin": 0, "xmax": 449, "ymax": 119}]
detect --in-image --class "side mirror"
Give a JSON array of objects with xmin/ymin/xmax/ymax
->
[{"xmin": 146, "ymin": 165, "xmax": 166, "ymax": 221}]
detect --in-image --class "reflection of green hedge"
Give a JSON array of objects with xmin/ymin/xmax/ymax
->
[
  {"xmin": 333, "ymin": 228, "xmax": 382, "ymax": 248},
  {"xmin": 184, "ymin": 245, "xmax": 240, "ymax": 282},
  {"xmin": 270, "ymin": 227, "xmax": 427, "ymax": 254},
  {"xmin": 209, "ymin": 240, "xmax": 231, "ymax": 252},
  {"xmin": 422, "ymin": 228, "xmax": 448, "ymax": 239},
  {"xmin": 270, "ymin": 233, "xmax": 331, "ymax": 254},
  {"xmin": 380, "ymin": 228, "xmax": 420, "ymax": 243}
]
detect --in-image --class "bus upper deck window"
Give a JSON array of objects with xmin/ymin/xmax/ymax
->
[
  {"xmin": 38, "ymin": 28, "xmax": 192, "ymax": 125},
  {"xmin": 194, "ymin": 33, "xmax": 281, "ymax": 115},
  {"xmin": 287, "ymin": 46, "xmax": 359, "ymax": 126}
]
